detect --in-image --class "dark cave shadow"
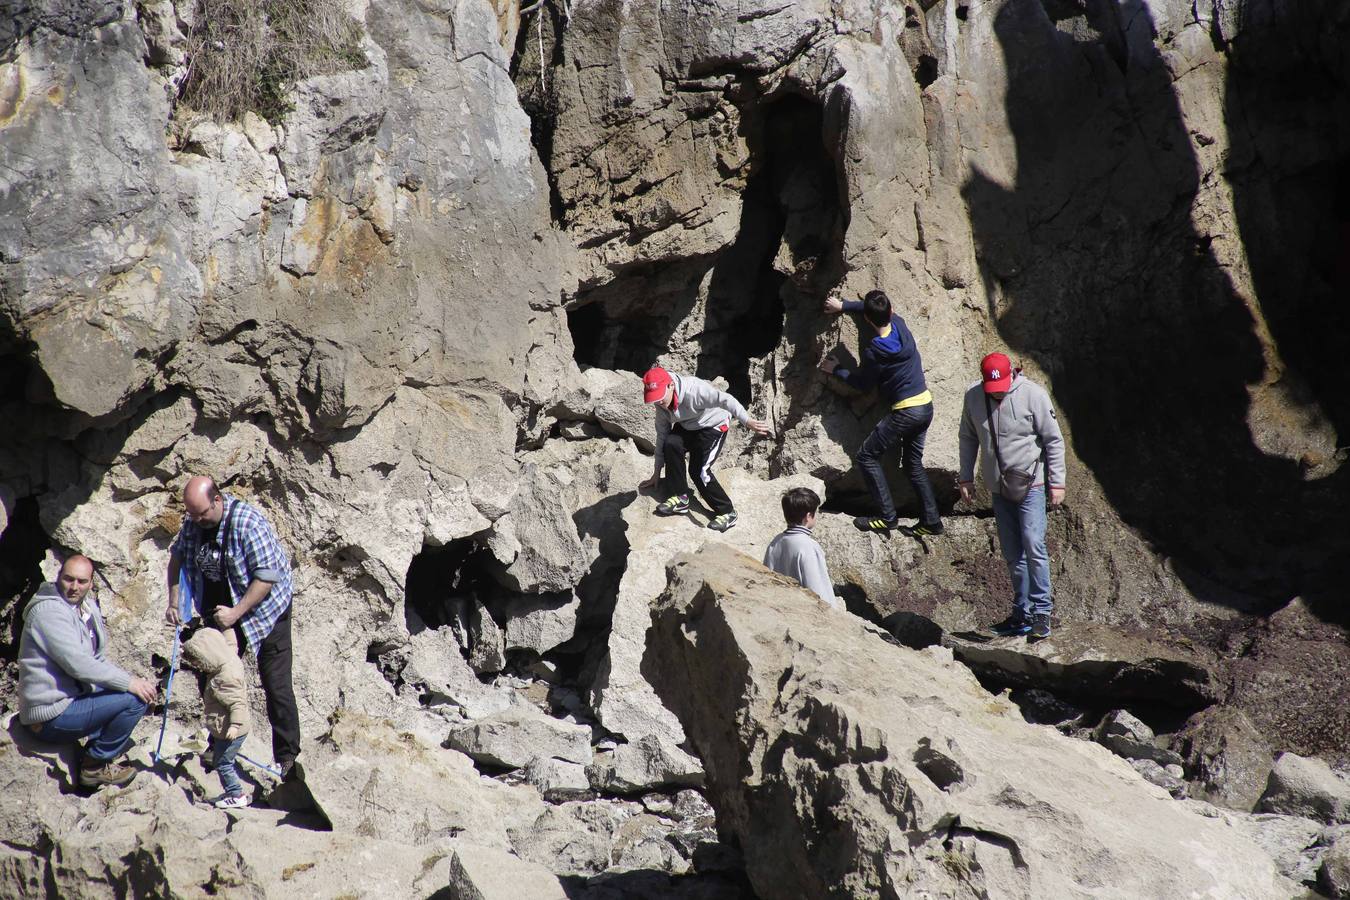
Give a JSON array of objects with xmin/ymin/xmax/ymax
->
[
  {"xmin": 557, "ymin": 866, "xmax": 757, "ymax": 899},
  {"xmin": 1222, "ymin": 1, "xmax": 1350, "ymax": 625},
  {"xmin": 960, "ymin": 0, "xmax": 1350, "ymax": 620}
]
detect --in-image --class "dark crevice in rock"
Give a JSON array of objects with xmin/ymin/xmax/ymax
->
[
  {"xmin": 0, "ymin": 496, "xmax": 47, "ymax": 660},
  {"xmin": 914, "ymin": 54, "xmax": 938, "ymax": 89},
  {"xmin": 403, "ymin": 537, "xmax": 495, "ymax": 635},
  {"xmin": 511, "ymin": 1, "xmax": 568, "ymax": 224},
  {"xmin": 566, "ymin": 89, "xmax": 847, "ymax": 408}
]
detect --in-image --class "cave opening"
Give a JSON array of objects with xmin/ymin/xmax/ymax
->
[
  {"xmin": 0, "ymin": 496, "xmax": 48, "ymax": 658},
  {"xmin": 567, "ymin": 91, "xmax": 847, "ymax": 405},
  {"xmin": 402, "ymin": 537, "xmax": 495, "ymax": 635}
]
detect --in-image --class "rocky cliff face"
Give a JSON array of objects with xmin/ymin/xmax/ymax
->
[{"xmin": 2, "ymin": 0, "xmax": 1348, "ymax": 896}]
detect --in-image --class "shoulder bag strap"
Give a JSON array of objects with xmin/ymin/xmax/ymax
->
[{"xmin": 984, "ymin": 393, "xmax": 1006, "ymax": 481}]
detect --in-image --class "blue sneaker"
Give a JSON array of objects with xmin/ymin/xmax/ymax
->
[{"xmin": 990, "ymin": 614, "xmax": 1031, "ymax": 636}]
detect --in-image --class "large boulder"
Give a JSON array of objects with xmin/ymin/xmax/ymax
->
[
  {"xmin": 301, "ymin": 709, "xmax": 545, "ymax": 847},
  {"xmin": 445, "ymin": 843, "xmax": 568, "ymax": 900},
  {"xmin": 1259, "ymin": 752, "xmax": 1350, "ymax": 824},
  {"xmin": 1175, "ymin": 705, "xmax": 1274, "ymax": 811},
  {"xmin": 445, "ymin": 707, "xmax": 593, "ymax": 770},
  {"xmin": 588, "ymin": 468, "xmax": 829, "ymax": 746},
  {"xmin": 644, "ymin": 543, "xmax": 1294, "ymax": 899}
]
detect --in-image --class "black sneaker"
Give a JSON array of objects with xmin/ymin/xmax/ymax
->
[
  {"xmin": 990, "ymin": 614, "xmax": 1031, "ymax": 636},
  {"xmin": 707, "ymin": 511, "xmax": 738, "ymax": 532},
  {"xmin": 900, "ymin": 520, "xmax": 944, "ymax": 537},
  {"xmin": 1029, "ymin": 614, "xmax": 1052, "ymax": 640},
  {"xmin": 655, "ymin": 494, "xmax": 690, "ymax": 516},
  {"xmin": 854, "ymin": 516, "xmax": 898, "ymax": 533}
]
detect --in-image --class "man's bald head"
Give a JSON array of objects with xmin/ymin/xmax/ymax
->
[
  {"xmin": 57, "ymin": 554, "xmax": 94, "ymax": 605},
  {"xmin": 183, "ymin": 475, "xmax": 225, "ymax": 526}
]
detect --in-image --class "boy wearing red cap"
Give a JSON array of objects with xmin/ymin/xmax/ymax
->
[
  {"xmin": 638, "ymin": 367, "xmax": 771, "ymax": 532},
  {"xmin": 957, "ymin": 353, "xmax": 1066, "ymax": 639}
]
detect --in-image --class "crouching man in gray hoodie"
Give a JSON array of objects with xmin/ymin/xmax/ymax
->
[
  {"xmin": 639, "ymin": 366, "xmax": 772, "ymax": 533},
  {"xmin": 18, "ymin": 555, "xmax": 159, "ymax": 788},
  {"xmin": 958, "ymin": 353, "xmax": 1066, "ymax": 640},
  {"xmin": 763, "ymin": 487, "xmax": 838, "ymax": 607}
]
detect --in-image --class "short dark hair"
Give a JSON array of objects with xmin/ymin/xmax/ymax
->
[
  {"xmin": 781, "ymin": 487, "xmax": 821, "ymax": 525},
  {"xmin": 862, "ymin": 290, "xmax": 892, "ymax": 328}
]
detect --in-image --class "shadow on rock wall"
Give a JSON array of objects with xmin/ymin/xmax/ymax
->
[{"xmin": 963, "ymin": 0, "xmax": 1350, "ymax": 621}]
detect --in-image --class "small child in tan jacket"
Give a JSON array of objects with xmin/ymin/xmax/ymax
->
[{"xmin": 182, "ymin": 627, "xmax": 252, "ymax": 809}]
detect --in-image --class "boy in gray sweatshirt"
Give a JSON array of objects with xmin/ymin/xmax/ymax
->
[
  {"xmin": 18, "ymin": 555, "xmax": 159, "ymax": 788},
  {"xmin": 763, "ymin": 487, "xmax": 838, "ymax": 607}
]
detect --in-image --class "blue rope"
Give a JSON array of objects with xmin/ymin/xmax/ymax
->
[
  {"xmin": 152, "ymin": 625, "xmax": 181, "ymax": 765},
  {"xmin": 152, "ymin": 569, "xmax": 196, "ymax": 765},
  {"xmin": 237, "ymin": 752, "xmax": 283, "ymax": 778}
]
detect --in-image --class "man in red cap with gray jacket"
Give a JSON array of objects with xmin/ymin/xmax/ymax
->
[
  {"xmin": 639, "ymin": 366, "xmax": 771, "ymax": 532},
  {"xmin": 958, "ymin": 353, "xmax": 1066, "ymax": 639}
]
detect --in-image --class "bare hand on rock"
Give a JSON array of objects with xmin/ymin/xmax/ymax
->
[
  {"xmin": 747, "ymin": 419, "xmax": 772, "ymax": 437},
  {"xmin": 958, "ymin": 482, "xmax": 975, "ymax": 505},
  {"xmin": 129, "ymin": 676, "xmax": 159, "ymax": 704},
  {"xmin": 639, "ymin": 475, "xmax": 659, "ymax": 491},
  {"xmin": 822, "ymin": 296, "xmax": 844, "ymax": 315},
  {"xmin": 819, "ymin": 356, "xmax": 838, "ymax": 375}
]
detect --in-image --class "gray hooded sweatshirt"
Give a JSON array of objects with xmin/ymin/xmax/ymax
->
[
  {"xmin": 958, "ymin": 374, "xmax": 1066, "ymax": 496},
  {"xmin": 763, "ymin": 526, "xmax": 838, "ymax": 607},
  {"xmin": 18, "ymin": 583, "xmax": 132, "ymax": 725},
  {"xmin": 652, "ymin": 372, "xmax": 752, "ymax": 477}
]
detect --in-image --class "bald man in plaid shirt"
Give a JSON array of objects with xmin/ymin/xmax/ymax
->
[{"xmin": 167, "ymin": 476, "xmax": 300, "ymax": 778}]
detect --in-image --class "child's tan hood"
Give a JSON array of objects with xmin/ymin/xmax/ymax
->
[{"xmin": 183, "ymin": 627, "xmax": 235, "ymax": 676}]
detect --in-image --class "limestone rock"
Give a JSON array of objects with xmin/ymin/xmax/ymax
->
[
  {"xmin": 487, "ymin": 464, "xmax": 593, "ymax": 594},
  {"xmin": 302, "ymin": 709, "xmax": 545, "ymax": 848},
  {"xmin": 1232, "ymin": 813, "xmax": 1327, "ymax": 885},
  {"xmin": 1129, "ymin": 758, "xmax": 1189, "ymax": 799},
  {"xmin": 1094, "ymin": 709, "xmax": 1184, "ymax": 768},
  {"xmin": 941, "ymin": 623, "xmax": 1220, "ymax": 709},
  {"xmin": 510, "ymin": 800, "xmax": 635, "ymax": 878},
  {"xmin": 402, "ymin": 627, "xmax": 514, "ymax": 720},
  {"xmin": 553, "ymin": 368, "xmax": 652, "ymax": 451},
  {"xmin": 1322, "ymin": 830, "xmax": 1350, "ymax": 899},
  {"xmin": 523, "ymin": 756, "xmax": 592, "ymax": 802},
  {"xmin": 469, "ymin": 599, "xmax": 508, "ymax": 675},
  {"xmin": 645, "ymin": 543, "xmax": 1294, "ymax": 899},
  {"xmin": 445, "ymin": 842, "xmax": 568, "ymax": 900},
  {"xmin": 1175, "ymin": 706, "xmax": 1274, "ymax": 812},
  {"xmin": 1259, "ymin": 752, "xmax": 1350, "ymax": 824},
  {"xmin": 445, "ymin": 708, "xmax": 593, "ymax": 770},
  {"xmin": 589, "ymin": 468, "xmax": 828, "ymax": 746},
  {"xmin": 503, "ymin": 593, "xmax": 581, "ymax": 656},
  {"xmin": 587, "ymin": 734, "xmax": 705, "ymax": 795}
]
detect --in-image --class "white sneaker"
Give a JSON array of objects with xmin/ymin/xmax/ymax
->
[{"xmin": 212, "ymin": 793, "xmax": 249, "ymax": 809}]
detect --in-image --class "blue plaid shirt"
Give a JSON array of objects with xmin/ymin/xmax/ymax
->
[{"xmin": 173, "ymin": 495, "xmax": 293, "ymax": 655}]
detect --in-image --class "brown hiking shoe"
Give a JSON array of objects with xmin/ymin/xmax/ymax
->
[{"xmin": 79, "ymin": 759, "xmax": 136, "ymax": 788}]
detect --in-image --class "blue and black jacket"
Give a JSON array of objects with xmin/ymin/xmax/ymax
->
[{"xmin": 833, "ymin": 300, "xmax": 930, "ymax": 408}]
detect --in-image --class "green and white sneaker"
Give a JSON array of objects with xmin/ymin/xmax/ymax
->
[
  {"xmin": 655, "ymin": 494, "xmax": 690, "ymax": 516},
  {"xmin": 707, "ymin": 511, "xmax": 738, "ymax": 532}
]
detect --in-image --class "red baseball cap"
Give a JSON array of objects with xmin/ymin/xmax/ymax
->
[
  {"xmin": 981, "ymin": 352, "xmax": 1013, "ymax": 393},
  {"xmin": 642, "ymin": 366, "xmax": 673, "ymax": 402}
]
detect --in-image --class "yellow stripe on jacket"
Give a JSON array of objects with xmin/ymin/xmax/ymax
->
[{"xmin": 892, "ymin": 389, "xmax": 933, "ymax": 411}]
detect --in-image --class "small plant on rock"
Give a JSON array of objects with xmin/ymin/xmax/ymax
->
[{"xmin": 175, "ymin": 0, "xmax": 367, "ymax": 124}]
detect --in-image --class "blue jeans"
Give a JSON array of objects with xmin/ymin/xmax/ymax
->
[
  {"xmin": 856, "ymin": 403, "xmax": 940, "ymax": 525},
  {"xmin": 992, "ymin": 486, "xmax": 1052, "ymax": 618},
  {"xmin": 210, "ymin": 734, "xmax": 247, "ymax": 797},
  {"xmin": 37, "ymin": 690, "xmax": 148, "ymax": 762}
]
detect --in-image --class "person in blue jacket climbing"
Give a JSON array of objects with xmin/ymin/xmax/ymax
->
[{"xmin": 821, "ymin": 289, "xmax": 943, "ymax": 536}]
